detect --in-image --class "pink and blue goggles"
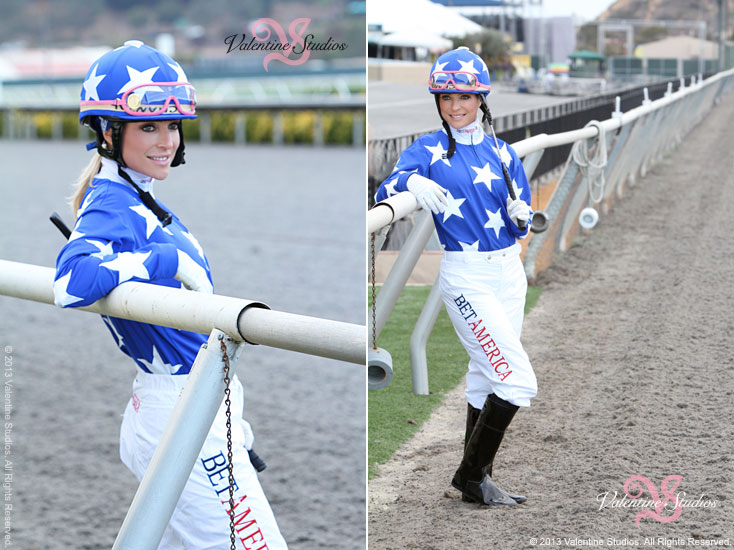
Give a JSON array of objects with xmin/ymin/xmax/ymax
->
[
  {"xmin": 429, "ymin": 71, "xmax": 491, "ymax": 93},
  {"xmin": 81, "ymin": 82, "xmax": 196, "ymax": 117}
]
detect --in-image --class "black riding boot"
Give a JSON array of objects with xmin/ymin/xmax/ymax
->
[
  {"xmin": 461, "ymin": 403, "xmax": 527, "ymax": 504},
  {"xmin": 452, "ymin": 394, "xmax": 526, "ymax": 506}
]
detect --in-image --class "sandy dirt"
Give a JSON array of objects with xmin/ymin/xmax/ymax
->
[
  {"xmin": 0, "ymin": 143, "xmax": 365, "ymax": 549},
  {"xmin": 368, "ymin": 93, "xmax": 734, "ymax": 548}
]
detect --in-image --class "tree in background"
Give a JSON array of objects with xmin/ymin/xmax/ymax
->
[
  {"xmin": 452, "ymin": 29, "xmax": 510, "ymax": 66},
  {"xmin": 636, "ymin": 25, "xmax": 668, "ymax": 45},
  {"xmin": 451, "ymin": 29, "xmax": 513, "ymax": 79},
  {"xmin": 576, "ymin": 23, "xmax": 598, "ymax": 52}
]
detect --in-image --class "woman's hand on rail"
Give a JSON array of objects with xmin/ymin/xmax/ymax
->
[
  {"xmin": 174, "ymin": 250, "xmax": 213, "ymax": 293},
  {"xmin": 407, "ymin": 174, "xmax": 448, "ymax": 215}
]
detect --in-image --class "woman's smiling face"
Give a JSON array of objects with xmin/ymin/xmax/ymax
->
[
  {"xmin": 439, "ymin": 93, "xmax": 482, "ymax": 130},
  {"xmin": 106, "ymin": 120, "xmax": 181, "ymax": 179}
]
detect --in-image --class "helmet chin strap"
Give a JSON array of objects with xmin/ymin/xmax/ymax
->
[
  {"xmin": 116, "ymin": 165, "xmax": 172, "ymax": 226},
  {"xmin": 89, "ymin": 116, "xmax": 173, "ymax": 226}
]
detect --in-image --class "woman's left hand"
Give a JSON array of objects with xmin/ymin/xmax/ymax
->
[
  {"xmin": 174, "ymin": 250, "xmax": 214, "ymax": 293},
  {"xmin": 506, "ymin": 197, "xmax": 530, "ymax": 227}
]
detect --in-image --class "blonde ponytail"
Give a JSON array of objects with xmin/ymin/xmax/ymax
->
[{"xmin": 70, "ymin": 154, "xmax": 103, "ymax": 217}]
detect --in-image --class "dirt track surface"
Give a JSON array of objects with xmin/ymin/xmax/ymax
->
[
  {"xmin": 0, "ymin": 143, "xmax": 365, "ymax": 549},
  {"xmin": 368, "ymin": 93, "xmax": 734, "ymax": 548}
]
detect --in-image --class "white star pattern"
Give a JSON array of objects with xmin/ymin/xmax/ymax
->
[
  {"xmin": 117, "ymin": 65, "xmax": 160, "ymax": 95},
  {"xmin": 53, "ymin": 271, "xmax": 84, "ymax": 307},
  {"xmin": 425, "ymin": 141, "xmax": 451, "ymax": 166},
  {"xmin": 168, "ymin": 62, "xmax": 189, "ymax": 83},
  {"xmin": 511, "ymin": 178, "xmax": 525, "ymax": 200},
  {"xmin": 459, "ymin": 240, "xmax": 480, "ymax": 252},
  {"xmin": 433, "ymin": 60, "xmax": 450, "ymax": 72},
  {"xmin": 493, "ymin": 142, "xmax": 513, "ymax": 168},
  {"xmin": 136, "ymin": 344, "xmax": 183, "ymax": 375},
  {"xmin": 78, "ymin": 190, "xmax": 96, "ymax": 216},
  {"xmin": 384, "ymin": 178, "xmax": 399, "ymax": 197},
  {"xmin": 471, "ymin": 163, "xmax": 502, "ymax": 192},
  {"xmin": 102, "ymin": 316, "xmax": 126, "ymax": 347},
  {"xmin": 442, "ymin": 191, "xmax": 466, "ymax": 222},
  {"xmin": 86, "ymin": 239, "xmax": 114, "ymax": 259},
  {"xmin": 69, "ymin": 229, "xmax": 86, "ymax": 241},
  {"xmin": 182, "ymin": 231, "xmax": 205, "ymax": 260},
  {"xmin": 458, "ymin": 59, "xmax": 479, "ymax": 74},
  {"xmin": 82, "ymin": 64, "xmax": 106, "ymax": 101},
  {"xmin": 129, "ymin": 204, "xmax": 162, "ymax": 238},
  {"xmin": 100, "ymin": 251, "xmax": 151, "ymax": 283},
  {"xmin": 484, "ymin": 207, "xmax": 506, "ymax": 238}
]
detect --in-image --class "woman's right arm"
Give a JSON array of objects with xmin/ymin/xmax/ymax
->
[
  {"xmin": 53, "ymin": 194, "xmax": 179, "ymax": 308},
  {"xmin": 374, "ymin": 138, "xmax": 432, "ymax": 203},
  {"xmin": 375, "ymin": 138, "xmax": 448, "ymax": 214}
]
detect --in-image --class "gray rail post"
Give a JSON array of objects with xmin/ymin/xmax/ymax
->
[
  {"xmin": 409, "ymin": 275, "xmax": 443, "ymax": 395},
  {"xmin": 371, "ymin": 210, "xmax": 435, "ymax": 341},
  {"xmin": 112, "ymin": 328, "xmax": 242, "ymax": 550}
]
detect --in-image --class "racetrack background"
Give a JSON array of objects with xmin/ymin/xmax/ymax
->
[
  {"xmin": 0, "ymin": 141, "xmax": 366, "ymax": 549},
  {"xmin": 368, "ymin": 92, "xmax": 734, "ymax": 548}
]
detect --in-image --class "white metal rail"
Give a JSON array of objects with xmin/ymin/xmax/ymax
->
[{"xmin": 0, "ymin": 259, "xmax": 364, "ymax": 365}]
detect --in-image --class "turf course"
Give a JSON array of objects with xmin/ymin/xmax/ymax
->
[{"xmin": 368, "ymin": 285, "xmax": 541, "ymax": 478}]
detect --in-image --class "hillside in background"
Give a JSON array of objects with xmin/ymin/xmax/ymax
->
[
  {"xmin": 575, "ymin": 0, "xmax": 732, "ymax": 55},
  {"xmin": 599, "ymin": 0, "xmax": 732, "ymax": 39}
]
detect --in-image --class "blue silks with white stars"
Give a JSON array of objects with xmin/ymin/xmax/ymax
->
[
  {"xmin": 54, "ymin": 166, "xmax": 210, "ymax": 375},
  {"xmin": 375, "ymin": 127, "xmax": 531, "ymax": 251}
]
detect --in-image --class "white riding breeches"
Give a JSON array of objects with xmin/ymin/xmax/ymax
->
[
  {"xmin": 120, "ymin": 371, "xmax": 288, "ymax": 550},
  {"xmin": 439, "ymin": 244, "xmax": 538, "ymax": 408}
]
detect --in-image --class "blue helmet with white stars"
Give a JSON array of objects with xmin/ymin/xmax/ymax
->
[
  {"xmin": 80, "ymin": 40, "xmax": 195, "ymax": 167},
  {"xmin": 80, "ymin": 40, "xmax": 196, "ymax": 122},
  {"xmin": 428, "ymin": 47, "xmax": 491, "ymax": 96}
]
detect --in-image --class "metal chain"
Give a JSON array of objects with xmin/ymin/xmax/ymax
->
[
  {"xmin": 220, "ymin": 339, "xmax": 237, "ymax": 550},
  {"xmin": 370, "ymin": 232, "xmax": 378, "ymax": 350}
]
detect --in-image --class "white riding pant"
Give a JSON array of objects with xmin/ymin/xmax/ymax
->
[
  {"xmin": 120, "ymin": 371, "xmax": 288, "ymax": 550},
  {"xmin": 439, "ymin": 244, "xmax": 538, "ymax": 408}
]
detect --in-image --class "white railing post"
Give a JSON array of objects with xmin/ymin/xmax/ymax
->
[
  {"xmin": 112, "ymin": 328, "xmax": 241, "ymax": 550},
  {"xmin": 371, "ymin": 210, "xmax": 435, "ymax": 341},
  {"xmin": 409, "ymin": 276, "xmax": 443, "ymax": 396}
]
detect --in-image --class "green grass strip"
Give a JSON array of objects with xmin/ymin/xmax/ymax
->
[{"xmin": 368, "ymin": 284, "xmax": 541, "ymax": 479}]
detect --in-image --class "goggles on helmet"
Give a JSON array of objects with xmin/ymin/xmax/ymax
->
[
  {"xmin": 81, "ymin": 82, "xmax": 196, "ymax": 117},
  {"xmin": 428, "ymin": 71, "xmax": 491, "ymax": 93}
]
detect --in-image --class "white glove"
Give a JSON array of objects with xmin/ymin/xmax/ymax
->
[
  {"xmin": 407, "ymin": 174, "xmax": 448, "ymax": 215},
  {"xmin": 241, "ymin": 417, "xmax": 255, "ymax": 451},
  {"xmin": 174, "ymin": 250, "xmax": 213, "ymax": 293},
  {"xmin": 506, "ymin": 197, "xmax": 531, "ymax": 227}
]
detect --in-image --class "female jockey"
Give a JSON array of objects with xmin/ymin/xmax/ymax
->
[
  {"xmin": 53, "ymin": 40, "xmax": 288, "ymax": 548},
  {"xmin": 375, "ymin": 47, "xmax": 537, "ymax": 507}
]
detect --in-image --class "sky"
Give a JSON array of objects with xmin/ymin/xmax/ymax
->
[{"xmin": 539, "ymin": 0, "xmax": 616, "ymax": 22}]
